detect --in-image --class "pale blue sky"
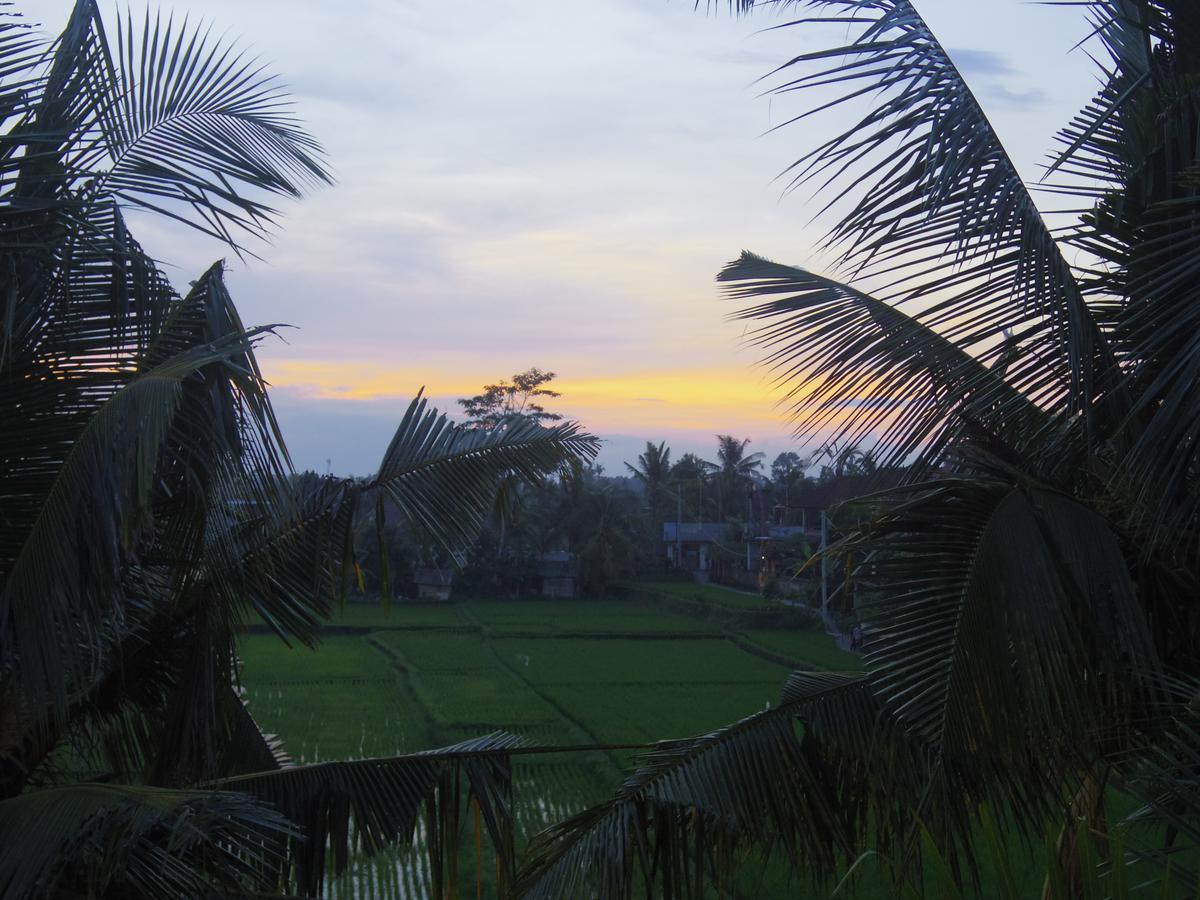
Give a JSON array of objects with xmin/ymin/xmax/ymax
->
[{"xmin": 27, "ymin": 0, "xmax": 1102, "ymax": 474}]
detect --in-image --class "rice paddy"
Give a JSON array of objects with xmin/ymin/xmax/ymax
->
[{"xmin": 237, "ymin": 590, "xmax": 861, "ymax": 897}]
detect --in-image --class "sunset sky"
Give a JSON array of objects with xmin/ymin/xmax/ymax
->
[{"xmin": 29, "ymin": 0, "xmax": 1101, "ymax": 474}]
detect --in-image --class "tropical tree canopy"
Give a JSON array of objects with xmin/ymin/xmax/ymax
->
[
  {"xmin": 516, "ymin": 1, "xmax": 1200, "ymax": 896},
  {"xmin": 626, "ymin": 441, "xmax": 675, "ymax": 547},
  {"xmin": 626, "ymin": 440, "xmax": 673, "ymax": 490},
  {"xmin": 0, "ymin": 3, "xmax": 595, "ymax": 897},
  {"xmin": 458, "ymin": 367, "xmax": 564, "ymax": 430}
]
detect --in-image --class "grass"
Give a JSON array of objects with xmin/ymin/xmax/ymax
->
[
  {"xmin": 463, "ymin": 598, "xmax": 716, "ymax": 634},
  {"xmin": 493, "ymin": 637, "xmax": 791, "ymax": 686},
  {"xmin": 325, "ymin": 600, "xmax": 469, "ymax": 629},
  {"xmin": 738, "ymin": 628, "xmax": 863, "ymax": 671},
  {"xmin": 369, "ymin": 630, "xmax": 566, "ymax": 736},
  {"xmin": 537, "ymin": 682, "xmax": 783, "ymax": 746},
  {"xmin": 632, "ymin": 576, "xmax": 779, "ymax": 610},
  {"xmin": 240, "ymin": 599, "xmax": 469, "ymax": 631},
  {"xmin": 238, "ymin": 635, "xmax": 431, "ymax": 762},
  {"xmin": 238, "ymin": 634, "xmax": 395, "ymax": 681},
  {"xmin": 241, "ymin": 680, "xmax": 431, "ymax": 762},
  {"xmin": 412, "ymin": 670, "xmax": 561, "ymax": 730},
  {"xmin": 236, "ymin": 599, "xmax": 1184, "ymax": 899},
  {"xmin": 369, "ymin": 630, "xmax": 492, "ymax": 672}
]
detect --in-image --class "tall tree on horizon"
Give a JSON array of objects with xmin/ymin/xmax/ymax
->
[
  {"xmin": 669, "ymin": 451, "xmax": 714, "ymax": 523},
  {"xmin": 625, "ymin": 441, "xmax": 674, "ymax": 557},
  {"xmin": 711, "ymin": 434, "xmax": 763, "ymax": 522},
  {"xmin": 770, "ymin": 450, "xmax": 808, "ymax": 509},
  {"xmin": 458, "ymin": 367, "xmax": 564, "ymax": 430}
]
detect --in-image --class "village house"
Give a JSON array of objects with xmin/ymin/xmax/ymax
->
[
  {"xmin": 662, "ymin": 522, "xmax": 726, "ymax": 576},
  {"xmin": 539, "ymin": 550, "xmax": 579, "ymax": 599},
  {"xmin": 412, "ymin": 567, "xmax": 453, "ymax": 601}
]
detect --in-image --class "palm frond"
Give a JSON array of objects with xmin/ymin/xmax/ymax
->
[
  {"xmin": 1091, "ymin": 672, "xmax": 1200, "ymax": 893},
  {"xmin": 848, "ymin": 471, "xmax": 1159, "ymax": 834},
  {"xmin": 724, "ymin": 0, "xmax": 1120, "ymax": 456},
  {"xmin": 4, "ymin": 0, "xmax": 109, "ymax": 211},
  {"xmin": 0, "ymin": 5, "xmax": 48, "ymax": 128},
  {"xmin": 214, "ymin": 732, "xmax": 524, "ymax": 897},
  {"xmin": 721, "ymin": 251, "xmax": 1045, "ymax": 464},
  {"xmin": 0, "ymin": 322, "xmax": 280, "ymax": 721},
  {"xmin": 84, "ymin": 6, "xmax": 332, "ymax": 248},
  {"xmin": 1028, "ymin": 2, "xmax": 1200, "ymax": 563},
  {"xmin": 1044, "ymin": 1, "xmax": 1153, "ymax": 186},
  {"xmin": 1, "ymin": 0, "xmax": 329, "ymax": 254},
  {"xmin": 367, "ymin": 394, "xmax": 599, "ymax": 563},
  {"xmin": 518, "ymin": 673, "xmax": 877, "ymax": 900},
  {"xmin": 0, "ymin": 782, "xmax": 293, "ymax": 900}
]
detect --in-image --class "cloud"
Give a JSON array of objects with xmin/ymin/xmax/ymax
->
[
  {"xmin": 983, "ymin": 84, "xmax": 1050, "ymax": 109},
  {"xmin": 947, "ymin": 47, "xmax": 1046, "ymax": 109},
  {"xmin": 948, "ymin": 47, "xmax": 1015, "ymax": 77}
]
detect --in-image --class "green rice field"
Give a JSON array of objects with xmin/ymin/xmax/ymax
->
[
  {"xmin": 632, "ymin": 576, "xmax": 781, "ymax": 610},
  {"xmin": 237, "ymin": 592, "xmax": 868, "ymax": 897}
]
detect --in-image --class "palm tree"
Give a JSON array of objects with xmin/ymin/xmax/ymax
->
[
  {"xmin": 626, "ymin": 440, "xmax": 673, "ymax": 557},
  {"xmin": 518, "ymin": 1, "xmax": 1200, "ymax": 896},
  {"xmin": 626, "ymin": 440, "xmax": 673, "ymax": 495},
  {"xmin": 0, "ymin": 3, "xmax": 596, "ymax": 896},
  {"xmin": 712, "ymin": 434, "xmax": 763, "ymax": 521},
  {"xmin": 814, "ymin": 441, "xmax": 878, "ymax": 481}
]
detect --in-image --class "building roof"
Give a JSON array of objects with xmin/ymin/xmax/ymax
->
[
  {"xmin": 538, "ymin": 551, "xmax": 579, "ymax": 578},
  {"xmin": 767, "ymin": 525, "xmax": 808, "ymax": 540},
  {"xmin": 662, "ymin": 522, "xmax": 726, "ymax": 543}
]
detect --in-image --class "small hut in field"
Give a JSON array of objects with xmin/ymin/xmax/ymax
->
[
  {"xmin": 539, "ymin": 550, "xmax": 579, "ymax": 599},
  {"xmin": 413, "ymin": 567, "xmax": 453, "ymax": 601}
]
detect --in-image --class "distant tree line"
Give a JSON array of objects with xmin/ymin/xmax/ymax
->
[{"xmin": 345, "ymin": 369, "xmax": 895, "ymax": 600}]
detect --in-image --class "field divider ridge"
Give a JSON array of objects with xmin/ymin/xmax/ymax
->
[{"xmin": 485, "ymin": 640, "xmax": 627, "ymax": 776}]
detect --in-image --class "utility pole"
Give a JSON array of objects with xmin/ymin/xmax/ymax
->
[
  {"xmin": 676, "ymin": 486, "xmax": 682, "ymax": 570},
  {"xmin": 746, "ymin": 491, "xmax": 754, "ymax": 573},
  {"xmin": 820, "ymin": 509, "xmax": 828, "ymax": 614}
]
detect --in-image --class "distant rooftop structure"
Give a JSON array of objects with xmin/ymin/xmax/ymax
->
[
  {"xmin": 766, "ymin": 525, "xmax": 807, "ymax": 540},
  {"xmin": 539, "ymin": 551, "xmax": 579, "ymax": 598},
  {"xmin": 538, "ymin": 550, "xmax": 580, "ymax": 579},
  {"xmin": 413, "ymin": 567, "xmax": 453, "ymax": 601}
]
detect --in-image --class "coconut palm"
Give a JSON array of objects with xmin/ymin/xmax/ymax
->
[
  {"xmin": 626, "ymin": 440, "xmax": 673, "ymax": 496},
  {"xmin": 0, "ymin": 3, "xmax": 595, "ymax": 896},
  {"xmin": 518, "ymin": 1, "xmax": 1200, "ymax": 896},
  {"xmin": 626, "ymin": 440, "xmax": 674, "ymax": 553},
  {"xmin": 711, "ymin": 434, "xmax": 763, "ymax": 521},
  {"xmin": 714, "ymin": 435, "xmax": 763, "ymax": 483}
]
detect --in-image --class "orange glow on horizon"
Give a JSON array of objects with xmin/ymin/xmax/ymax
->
[{"xmin": 263, "ymin": 358, "xmax": 809, "ymax": 433}]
